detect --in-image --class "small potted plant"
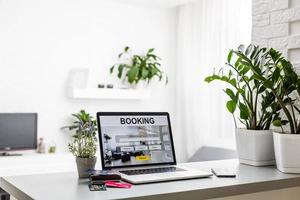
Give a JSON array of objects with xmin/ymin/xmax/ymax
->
[
  {"xmin": 110, "ymin": 46, "xmax": 168, "ymax": 88},
  {"xmin": 62, "ymin": 110, "xmax": 97, "ymax": 178},
  {"xmin": 205, "ymin": 44, "xmax": 283, "ymax": 166},
  {"xmin": 248, "ymin": 48, "xmax": 300, "ymax": 173}
]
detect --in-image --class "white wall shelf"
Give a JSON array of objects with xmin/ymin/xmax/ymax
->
[
  {"xmin": 112, "ymin": 0, "xmax": 196, "ymax": 8},
  {"xmin": 70, "ymin": 88, "xmax": 150, "ymax": 100}
]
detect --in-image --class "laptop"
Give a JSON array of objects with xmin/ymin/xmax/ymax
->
[{"xmin": 97, "ymin": 112, "xmax": 212, "ymax": 184}]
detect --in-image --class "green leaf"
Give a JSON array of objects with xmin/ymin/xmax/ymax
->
[
  {"xmin": 235, "ymin": 57, "xmax": 242, "ymax": 68},
  {"xmin": 240, "ymin": 66, "xmax": 250, "ymax": 75},
  {"xmin": 258, "ymin": 86, "xmax": 266, "ymax": 94},
  {"xmin": 229, "ymin": 78, "xmax": 237, "ymax": 87},
  {"xmin": 272, "ymin": 119, "xmax": 282, "ymax": 127},
  {"xmin": 227, "ymin": 50, "xmax": 233, "ymax": 63},
  {"xmin": 204, "ymin": 75, "xmax": 220, "ymax": 83},
  {"xmin": 151, "ymin": 67, "xmax": 159, "ymax": 76},
  {"xmin": 148, "ymin": 48, "xmax": 155, "ymax": 54},
  {"xmin": 224, "ymin": 88, "xmax": 235, "ymax": 100},
  {"xmin": 263, "ymin": 80, "xmax": 273, "ymax": 88},
  {"xmin": 109, "ymin": 66, "xmax": 114, "ymax": 74},
  {"xmin": 117, "ymin": 65, "xmax": 124, "ymax": 78},
  {"xmin": 239, "ymin": 103, "xmax": 249, "ymax": 120},
  {"xmin": 141, "ymin": 67, "xmax": 149, "ymax": 79},
  {"xmin": 226, "ymin": 100, "xmax": 236, "ymax": 113},
  {"xmin": 272, "ymin": 67, "xmax": 280, "ymax": 82},
  {"xmin": 127, "ymin": 66, "xmax": 139, "ymax": 83}
]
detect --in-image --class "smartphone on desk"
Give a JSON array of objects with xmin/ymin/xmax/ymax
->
[{"xmin": 211, "ymin": 168, "xmax": 236, "ymax": 177}]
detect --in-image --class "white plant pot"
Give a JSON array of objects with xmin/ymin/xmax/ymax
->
[
  {"xmin": 235, "ymin": 129, "xmax": 275, "ymax": 166},
  {"xmin": 273, "ymin": 132, "xmax": 300, "ymax": 173}
]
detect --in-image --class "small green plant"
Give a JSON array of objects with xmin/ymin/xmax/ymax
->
[
  {"xmin": 205, "ymin": 44, "xmax": 282, "ymax": 130},
  {"xmin": 247, "ymin": 48, "xmax": 300, "ymax": 134},
  {"xmin": 62, "ymin": 110, "xmax": 97, "ymax": 158},
  {"xmin": 110, "ymin": 46, "xmax": 168, "ymax": 85}
]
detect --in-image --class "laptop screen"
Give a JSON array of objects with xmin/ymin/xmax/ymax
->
[{"xmin": 97, "ymin": 113, "xmax": 176, "ymax": 169}]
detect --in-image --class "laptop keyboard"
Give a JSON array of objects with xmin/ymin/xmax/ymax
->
[{"xmin": 119, "ymin": 167, "xmax": 185, "ymax": 176}]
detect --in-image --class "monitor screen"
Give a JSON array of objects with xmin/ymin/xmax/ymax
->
[
  {"xmin": 98, "ymin": 113, "xmax": 176, "ymax": 169},
  {"xmin": 0, "ymin": 113, "xmax": 37, "ymax": 150}
]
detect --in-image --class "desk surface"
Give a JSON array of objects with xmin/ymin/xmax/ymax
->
[
  {"xmin": 0, "ymin": 153, "xmax": 77, "ymax": 177},
  {"xmin": 2, "ymin": 159, "xmax": 300, "ymax": 200}
]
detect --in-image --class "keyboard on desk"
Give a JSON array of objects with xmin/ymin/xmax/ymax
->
[{"xmin": 119, "ymin": 167, "xmax": 185, "ymax": 176}]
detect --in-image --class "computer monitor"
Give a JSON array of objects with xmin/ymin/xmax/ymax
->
[
  {"xmin": 0, "ymin": 113, "xmax": 37, "ymax": 155},
  {"xmin": 97, "ymin": 112, "xmax": 177, "ymax": 169}
]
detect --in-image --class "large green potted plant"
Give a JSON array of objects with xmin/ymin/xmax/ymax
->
[
  {"xmin": 110, "ymin": 46, "xmax": 168, "ymax": 88},
  {"xmin": 247, "ymin": 48, "xmax": 300, "ymax": 173},
  {"xmin": 63, "ymin": 110, "xmax": 97, "ymax": 178},
  {"xmin": 205, "ymin": 44, "xmax": 283, "ymax": 166}
]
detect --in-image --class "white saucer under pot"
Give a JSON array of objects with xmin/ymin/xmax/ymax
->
[
  {"xmin": 273, "ymin": 132, "xmax": 300, "ymax": 173},
  {"xmin": 235, "ymin": 128, "xmax": 275, "ymax": 166}
]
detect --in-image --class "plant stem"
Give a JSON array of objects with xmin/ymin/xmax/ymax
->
[
  {"xmin": 272, "ymin": 90, "xmax": 295, "ymax": 134},
  {"xmin": 258, "ymin": 109, "xmax": 266, "ymax": 128},
  {"xmin": 254, "ymin": 87, "xmax": 259, "ymax": 129},
  {"xmin": 290, "ymin": 102, "xmax": 297, "ymax": 132},
  {"xmin": 232, "ymin": 114, "xmax": 237, "ymax": 128},
  {"xmin": 280, "ymin": 125, "xmax": 284, "ymax": 133}
]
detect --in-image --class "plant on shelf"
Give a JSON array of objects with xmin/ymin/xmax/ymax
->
[
  {"xmin": 62, "ymin": 110, "xmax": 97, "ymax": 178},
  {"xmin": 110, "ymin": 46, "xmax": 168, "ymax": 87},
  {"xmin": 246, "ymin": 47, "xmax": 300, "ymax": 173},
  {"xmin": 204, "ymin": 44, "xmax": 283, "ymax": 166}
]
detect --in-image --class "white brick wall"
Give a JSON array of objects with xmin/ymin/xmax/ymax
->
[{"xmin": 252, "ymin": 0, "xmax": 300, "ymax": 70}]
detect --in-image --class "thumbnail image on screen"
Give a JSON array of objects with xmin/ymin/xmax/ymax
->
[{"xmin": 99, "ymin": 115, "xmax": 175, "ymax": 168}]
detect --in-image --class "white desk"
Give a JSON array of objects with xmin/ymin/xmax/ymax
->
[
  {"xmin": 2, "ymin": 159, "xmax": 300, "ymax": 200},
  {"xmin": 0, "ymin": 153, "xmax": 76, "ymax": 177}
]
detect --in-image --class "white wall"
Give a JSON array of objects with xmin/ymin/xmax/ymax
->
[
  {"xmin": 0, "ymin": 0, "xmax": 177, "ymax": 154},
  {"xmin": 175, "ymin": 0, "xmax": 252, "ymax": 160},
  {"xmin": 252, "ymin": 0, "xmax": 300, "ymax": 70}
]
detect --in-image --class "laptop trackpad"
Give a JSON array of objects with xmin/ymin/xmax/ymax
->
[{"xmin": 126, "ymin": 170, "xmax": 202, "ymax": 183}]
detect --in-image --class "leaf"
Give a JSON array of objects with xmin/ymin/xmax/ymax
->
[
  {"xmin": 235, "ymin": 57, "xmax": 242, "ymax": 68},
  {"xmin": 117, "ymin": 65, "xmax": 124, "ymax": 78},
  {"xmin": 151, "ymin": 67, "xmax": 159, "ymax": 76},
  {"xmin": 238, "ymin": 44, "xmax": 245, "ymax": 53},
  {"xmin": 204, "ymin": 75, "xmax": 219, "ymax": 83},
  {"xmin": 226, "ymin": 100, "xmax": 236, "ymax": 113},
  {"xmin": 148, "ymin": 48, "xmax": 155, "ymax": 54},
  {"xmin": 262, "ymin": 80, "xmax": 273, "ymax": 88},
  {"xmin": 224, "ymin": 88, "xmax": 235, "ymax": 100},
  {"xmin": 124, "ymin": 46, "xmax": 130, "ymax": 52},
  {"xmin": 245, "ymin": 44, "xmax": 253, "ymax": 56},
  {"xmin": 147, "ymin": 54, "xmax": 158, "ymax": 61},
  {"xmin": 258, "ymin": 86, "xmax": 266, "ymax": 93},
  {"xmin": 227, "ymin": 50, "xmax": 233, "ymax": 63},
  {"xmin": 272, "ymin": 119, "xmax": 282, "ymax": 127},
  {"xmin": 239, "ymin": 102, "xmax": 249, "ymax": 120},
  {"xmin": 109, "ymin": 66, "xmax": 114, "ymax": 74},
  {"xmin": 229, "ymin": 78, "xmax": 237, "ymax": 87},
  {"xmin": 127, "ymin": 66, "xmax": 139, "ymax": 83},
  {"xmin": 141, "ymin": 67, "xmax": 149, "ymax": 79},
  {"xmin": 272, "ymin": 67, "xmax": 280, "ymax": 82},
  {"xmin": 240, "ymin": 66, "xmax": 250, "ymax": 75}
]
